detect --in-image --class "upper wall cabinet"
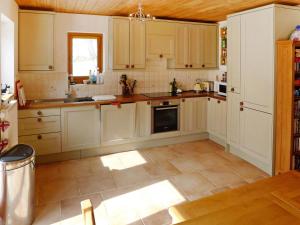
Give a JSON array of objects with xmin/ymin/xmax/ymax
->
[
  {"xmin": 169, "ymin": 23, "xmax": 218, "ymax": 69},
  {"xmin": 109, "ymin": 18, "xmax": 145, "ymax": 70},
  {"xmin": 19, "ymin": 11, "xmax": 54, "ymax": 71},
  {"xmin": 146, "ymin": 21, "xmax": 176, "ymax": 59}
]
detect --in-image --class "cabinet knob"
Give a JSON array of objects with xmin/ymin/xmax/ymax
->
[
  {"xmin": 189, "ymin": 64, "xmax": 193, "ymax": 68},
  {"xmin": 231, "ymin": 87, "xmax": 235, "ymax": 92},
  {"xmin": 202, "ymin": 64, "xmax": 205, "ymax": 68},
  {"xmin": 182, "ymin": 98, "xmax": 185, "ymax": 102},
  {"xmin": 48, "ymin": 65, "xmax": 53, "ymax": 70},
  {"xmin": 240, "ymin": 102, "xmax": 244, "ymax": 106},
  {"xmin": 131, "ymin": 65, "xmax": 135, "ymax": 69},
  {"xmin": 37, "ymin": 111, "xmax": 42, "ymax": 116},
  {"xmin": 37, "ymin": 118, "xmax": 42, "ymax": 122},
  {"xmin": 208, "ymin": 98, "xmax": 210, "ymax": 101},
  {"xmin": 218, "ymin": 100, "xmax": 221, "ymax": 104},
  {"xmin": 37, "ymin": 134, "xmax": 42, "ymax": 140},
  {"xmin": 185, "ymin": 64, "xmax": 189, "ymax": 68},
  {"xmin": 240, "ymin": 107, "xmax": 244, "ymax": 111},
  {"xmin": 147, "ymin": 101, "xmax": 151, "ymax": 105},
  {"xmin": 159, "ymin": 54, "xmax": 163, "ymax": 58}
]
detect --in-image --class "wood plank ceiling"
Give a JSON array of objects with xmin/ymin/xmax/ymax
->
[{"xmin": 15, "ymin": 0, "xmax": 300, "ymax": 22}]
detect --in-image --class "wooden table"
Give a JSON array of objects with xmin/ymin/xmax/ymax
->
[{"xmin": 169, "ymin": 171, "xmax": 300, "ymax": 225}]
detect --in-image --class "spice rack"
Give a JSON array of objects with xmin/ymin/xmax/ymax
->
[{"xmin": 220, "ymin": 27, "xmax": 227, "ymax": 65}]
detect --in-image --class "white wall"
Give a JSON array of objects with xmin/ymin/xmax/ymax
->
[
  {"xmin": 0, "ymin": 0, "xmax": 18, "ymax": 80},
  {"xmin": 54, "ymin": 13, "xmax": 109, "ymax": 73}
]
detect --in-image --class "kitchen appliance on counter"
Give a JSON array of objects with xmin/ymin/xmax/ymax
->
[
  {"xmin": 151, "ymin": 99, "xmax": 180, "ymax": 134},
  {"xmin": 218, "ymin": 82, "xmax": 227, "ymax": 96},
  {"xmin": 193, "ymin": 80, "xmax": 215, "ymax": 93}
]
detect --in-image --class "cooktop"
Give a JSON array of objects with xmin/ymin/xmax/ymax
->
[{"xmin": 143, "ymin": 92, "xmax": 178, "ymax": 98}]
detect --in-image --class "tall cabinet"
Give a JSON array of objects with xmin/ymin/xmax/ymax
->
[{"xmin": 227, "ymin": 4, "xmax": 300, "ymax": 175}]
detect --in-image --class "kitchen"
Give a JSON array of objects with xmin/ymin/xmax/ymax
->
[{"xmin": 1, "ymin": 0, "xmax": 300, "ymax": 225}]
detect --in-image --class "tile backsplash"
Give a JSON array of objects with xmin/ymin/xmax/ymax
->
[{"xmin": 17, "ymin": 60, "xmax": 225, "ymax": 100}]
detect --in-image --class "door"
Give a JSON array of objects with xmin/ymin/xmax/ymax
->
[
  {"xmin": 130, "ymin": 20, "xmax": 146, "ymax": 69},
  {"xmin": 61, "ymin": 106, "xmax": 100, "ymax": 152},
  {"xmin": 240, "ymin": 107, "xmax": 273, "ymax": 172},
  {"xmin": 203, "ymin": 25, "xmax": 218, "ymax": 68},
  {"xmin": 136, "ymin": 101, "xmax": 151, "ymax": 137},
  {"xmin": 112, "ymin": 18, "xmax": 130, "ymax": 69},
  {"xmin": 146, "ymin": 21, "xmax": 175, "ymax": 59},
  {"xmin": 101, "ymin": 103, "xmax": 136, "ymax": 144},
  {"xmin": 227, "ymin": 92, "xmax": 241, "ymax": 147},
  {"xmin": 241, "ymin": 9, "xmax": 274, "ymax": 113},
  {"xmin": 19, "ymin": 11, "xmax": 54, "ymax": 71},
  {"xmin": 227, "ymin": 15, "xmax": 241, "ymax": 94},
  {"xmin": 207, "ymin": 97, "xmax": 217, "ymax": 134},
  {"xmin": 215, "ymin": 99, "xmax": 227, "ymax": 139},
  {"xmin": 174, "ymin": 23, "xmax": 189, "ymax": 68},
  {"xmin": 189, "ymin": 24, "xmax": 204, "ymax": 69}
]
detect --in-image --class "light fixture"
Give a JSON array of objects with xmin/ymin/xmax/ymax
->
[{"xmin": 129, "ymin": 2, "xmax": 156, "ymax": 22}]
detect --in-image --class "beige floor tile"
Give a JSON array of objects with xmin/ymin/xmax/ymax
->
[
  {"xmin": 77, "ymin": 175, "xmax": 116, "ymax": 195},
  {"xmin": 117, "ymin": 150, "xmax": 151, "ymax": 169},
  {"xmin": 170, "ymin": 172, "xmax": 215, "ymax": 201},
  {"xmin": 199, "ymin": 165, "xmax": 246, "ymax": 188},
  {"xmin": 36, "ymin": 163, "xmax": 61, "ymax": 182},
  {"xmin": 112, "ymin": 166, "xmax": 152, "ymax": 188},
  {"xmin": 143, "ymin": 146, "xmax": 181, "ymax": 162},
  {"xmin": 210, "ymin": 186, "xmax": 231, "ymax": 194},
  {"xmin": 142, "ymin": 209, "xmax": 173, "ymax": 225},
  {"xmin": 170, "ymin": 157, "xmax": 207, "ymax": 173},
  {"xmin": 143, "ymin": 161, "xmax": 181, "ymax": 178},
  {"xmin": 33, "ymin": 202, "xmax": 61, "ymax": 225},
  {"xmin": 100, "ymin": 154, "xmax": 126, "ymax": 171},
  {"xmin": 38, "ymin": 178, "xmax": 79, "ymax": 205},
  {"xmin": 229, "ymin": 161, "xmax": 269, "ymax": 180}
]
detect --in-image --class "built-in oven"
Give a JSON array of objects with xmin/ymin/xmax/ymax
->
[{"xmin": 151, "ymin": 99, "xmax": 180, "ymax": 134}]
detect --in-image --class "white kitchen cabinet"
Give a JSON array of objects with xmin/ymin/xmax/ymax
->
[
  {"xmin": 189, "ymin": 24, "xmax": 205, "ymax": 69},
  {"xmin": 227, "ymin": 92, "xmax": 240, "ymax": 147},
  {"xmin": 240, "ymin": 107, "xmax": 273, "ymax": 172},
  {"xmin": 203, "ymin": 25, "xmax": 218, "ymax": 68},
  {"xmin": 61, "ymin": 106, "xmax": 100, "ymax": 152},
  {"xmin": 101, "ymin": 103, "xmax": 136, "ymax": 145},
  {"xmin": 146, "ymin": 21, "xmax": 175, "ymax": 59},
  {"xmin": 227, "ymin": 15, "xmax": 241, "ymax": 94},
  {"xmin": 241, "ymin": 8, "xmax": 274, "ymax": 113},
  {"xmin": 181, "ymin": 98, "xmax": 207, "ymax": 133},
  {"xmin": 173, "ymin": 23, "xmax": 190, "ymax": 68},
  {"xmin": 19, "ymin": 133, "xmax": 61, "ymax": 156},
  {"xmin": 109, "ymin": 18, "xmax": 145, "ymax": 70},
  {"xmin": 19, "ymin": 11, "xmax": 54, "ymax": 71},
  {"xmin": 136, "ymin": 101, "xmax": 151, "ymax": 137},
  {"xmin": 207, "ymin": 97, "xmax": 226, "ymax": 140}
]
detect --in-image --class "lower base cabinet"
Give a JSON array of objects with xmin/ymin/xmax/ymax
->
[
  {"xmin": 181, "ymin": 97, "xmax": 207, "ymax": 133},
  {"xmin": 61, "ymin": 106, "xmax": 100, "ymax": 152},
  {"xmin": 136, "ymin": 101, "xmax": 151, "ymax": 137},
  {"xmin": 227, "ymin": 92, "xmax": 241, "ymax": 147},
  {"xmin": 19, "ymin": 133, "xmax": 61, "ymax": 156},
  {"xmin": 101, "ymin": 103, "xmax": 136, "ymax": 145},
  {"xmin": 207, "ymin": 97, "xmax": 227, "ymax": 140}
]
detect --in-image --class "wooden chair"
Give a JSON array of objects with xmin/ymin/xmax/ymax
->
[{"xmin": 81, "ymin": 199, "xmax": 96, "ymax": 225}]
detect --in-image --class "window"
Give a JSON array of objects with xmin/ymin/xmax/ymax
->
[{"xmin": 68, "ymin": 33, "xmax": 103, "ymax": 83}]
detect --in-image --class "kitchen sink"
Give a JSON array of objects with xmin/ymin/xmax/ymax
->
[
  {"xmin": 63, "ymin": 97, "xmax": 95, "ymax": 103},
  {"xmin": 32, "ymin": 97, "xmax": 95, "ymax": 104}
]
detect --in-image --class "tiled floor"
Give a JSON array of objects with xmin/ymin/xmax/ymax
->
[{"xmin": 33, "ymin": 140, "xmax": 269, "ymax": 225}]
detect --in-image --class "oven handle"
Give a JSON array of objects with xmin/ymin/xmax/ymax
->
[{"xmin": 154, "ymin": 106, "xmax": 178, "ymax": 111}]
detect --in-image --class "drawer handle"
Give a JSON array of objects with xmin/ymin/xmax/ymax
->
[
  {"xmin": 37, "ymin": 111, "xmax": 42, "ymax": 116},
  {"xmin": 37, "ymin": 135, "xmax": 42, "ymax": 140},
  {"xmin": 37, "ymin": 118, "xmax": 42, "ymax": 122}
]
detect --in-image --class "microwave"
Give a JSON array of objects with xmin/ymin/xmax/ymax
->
[{"xmin": 217, "ymin": 82, "xmax": 227, "ymax": 96}]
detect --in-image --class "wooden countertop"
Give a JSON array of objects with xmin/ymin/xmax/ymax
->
[
  {"xmin": 169, "ymin": 171, "xmax": 300, "ymax": 225},
  {"xmin": 19, "ymin": 91, "xmax": 226, "ymax": 110}
]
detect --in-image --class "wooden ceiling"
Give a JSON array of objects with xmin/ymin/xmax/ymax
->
[{"xmin": 15, "ymin": 0, "xmax": 300, "ymax": 22}]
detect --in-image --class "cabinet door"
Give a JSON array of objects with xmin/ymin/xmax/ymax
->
[
  {"xmin": 19, "ymin": 11, "xmax": 54, "ymax": 71},
  {"xmin": 241, "ymin": 9, "xmax": 274, "ymax": 113},
  {"xmin": 180, "ymin": 98, "xmax": 196, "ymax": 133},
  {"xmin": 130, "ymin": 20, "xmax": 146, "ymax": 69},
  {"xmin": 112, "ymin": 18, "xmax": 130, "ymax": 69},
  {"xmin": 240, "ymin": 107, "xmax": 273, "ymax": 171},
  {"xmin": 61, "ymin": 106, "xmax": 100, "ymax": 152},
  {"xmin": 227, "ymin": 92, "xmax": 241, "ymax": 147},
  {"xmin": 227, "ymin": 15, "xmax": 241, "ymax": 94},
  {"xmin": 207, "ymin": 98, "xmax": 217, "ymax": 134},
  {"xmin": 146, "ymin": 21, "xmax": 175, "ymax": 59},
  {"xmin": 203, "ymin": 25, "xmax": 218, "ymax": 68},
  {"xmin": 189, "ymin": 24, "xmax": 204, "ymax": 69},
  {"xmin": 195, "ymin": 97, "xmax": 207, "ymax": 132},
  {"xmin": 136, "ymin": 101, "xmax": 151, "ymax": 137},
  {"xmin": 101, "ymin": 103, "xmax": 136, "ymax": 144},
  {"xmin": 215, "ymin": 99, "xmax": 227, "ymax": 139},
  {"xmin": 19, "ymin": 133, "xmax": 61, "ymax": 156},
  {"xmin": 174, "ymin": 23, "xmax": 189, "ymax": 69}
]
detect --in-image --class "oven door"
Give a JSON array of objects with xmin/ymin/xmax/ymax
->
[{"xmin": 152, "ymin": 106, "xmax": 179, "ymax": 134}]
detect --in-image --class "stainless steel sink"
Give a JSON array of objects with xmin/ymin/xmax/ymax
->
[
  {"xmin": 32, "ymin": 97, "xmax": 95, "ymax": 104},
  {"xmin": 63, "ymin": 97, "xmax": 95, "ymax": 103}
]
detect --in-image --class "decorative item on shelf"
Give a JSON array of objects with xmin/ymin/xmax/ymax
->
[
  {"xmin": 220, "ymin": 27, "xmax": 227, "ymax": 65},
  {"xmin": 290, "ymin": 25, "xmax": 300, "ymax": 41},
  {"xmin": 15, "ymin": 80, "xmax": 26, "ymax": 107},
  {"xmin": 129, "ymin": 2, "xmax": 156, "ymax": 22},
  {"xmin": 119, "ymin": 74, "xmax": 137, "ymax": 97}
]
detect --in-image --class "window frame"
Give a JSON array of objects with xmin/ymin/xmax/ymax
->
[{"xmin": 68, "ymin": 32, "xmax": 103, "ymax": 83}]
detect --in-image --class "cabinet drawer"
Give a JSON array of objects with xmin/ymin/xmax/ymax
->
[
  {"xmin": 19, "ymin": 116, "xmax": 61, "ymax": 135},
  {"xmin": 18, "ymin": 108, "xmax": 60, "ymax": 118},
  {"xmin": 19, "ymin": 133, "xmax": 61, "ymax": 156}
]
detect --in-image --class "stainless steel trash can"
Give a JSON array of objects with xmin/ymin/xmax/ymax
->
[{"xmin": 0, "ymin": 144, "xmax": 35, "ymax": 225}]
